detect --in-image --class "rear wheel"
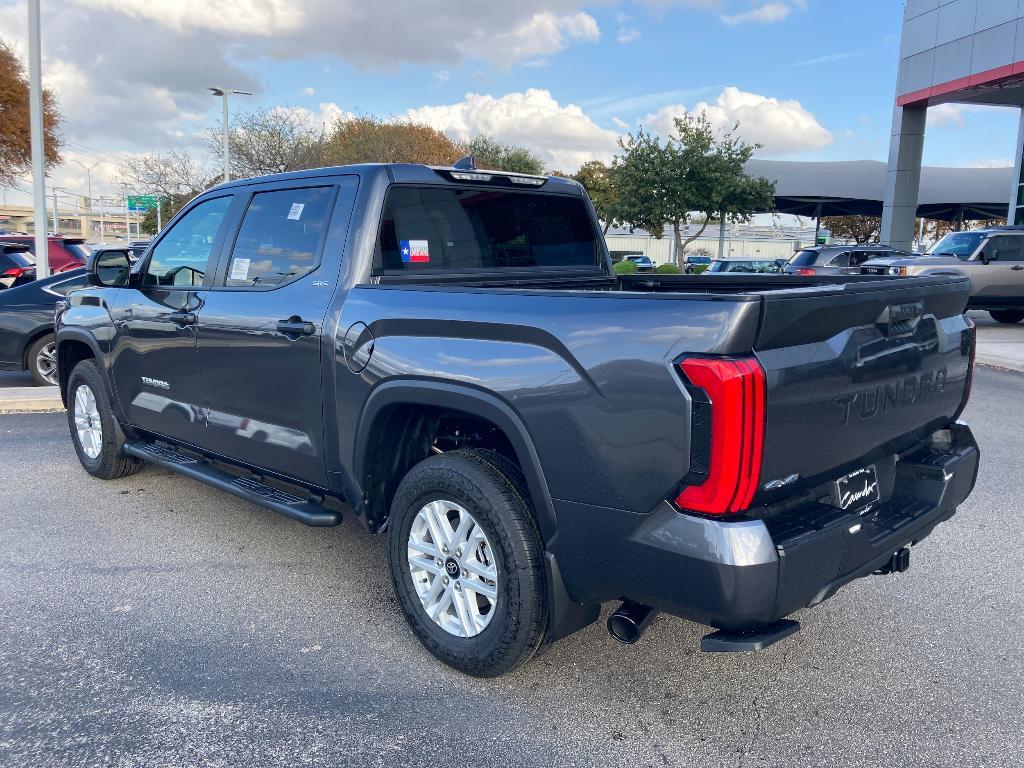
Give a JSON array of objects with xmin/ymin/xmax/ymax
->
[
  {"xmin": 67, "ymin": 359, "xmax": 142, "ymax": 480},
  {"xmin": 27, "ymin": 334, "xmax": 58, "ymax": 386},
  {"xmin": 989, "ymin": 310, "xmax": 1024, "ymax": 324},
  {"xmin": 387, "ymin": 448, "xmax": 548, "ymax": 677}
]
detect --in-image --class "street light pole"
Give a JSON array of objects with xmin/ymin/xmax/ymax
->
[
  {"xmin": 72, "ymin": 159, "xmax": 101, "ymax": 241},
  {"xmin": 27, "ymin": 0, "xmax": 49, "ymax": 278},
  {"xmin": 208, "ymin": 87, "xmax": 252, "ymax": 184}
]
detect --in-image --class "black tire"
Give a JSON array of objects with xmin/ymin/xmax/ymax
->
[
  {"xmin": 989, "ymin": 310, "xmax": 1024, "ymax": 324},
  {"xmin": 388, "ymin": 448, "xmax": 548, "ymax": 677},
  {"xmin": 67, "ymin": 359, "xmax": 143, "ymax": 480},
  {"xmin": 26, "ymin": 333, "xmax": 57, "ymax": 386}
]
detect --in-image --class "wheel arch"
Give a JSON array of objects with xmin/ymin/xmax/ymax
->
[
  {"xmin": 20, "ymin": 327, "xmax": 55, "ymax": 370},
  {"xmin": 56, "ymin": 329, "xmax": 105, "ymax": 407},
  {"xmin": 354, "ymin": 380, "xmax": 557, "ymax": 542}
]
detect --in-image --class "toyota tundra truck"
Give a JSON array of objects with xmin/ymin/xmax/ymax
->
[{"xmin": 55, "ymin": 161, "xmax": 980, "ymax": 677}]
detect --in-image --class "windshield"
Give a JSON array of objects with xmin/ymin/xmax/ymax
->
[
  {"xmin": 788, "ymin": 250, "xmax": 819, "ymax": 267},
  {"xmin": 928, "ymin": 232, "xmax": 986, "ymax": 260},
  {"xmin": 65, "ymin": 243, "xmax": 92, "ymax": 261},
  {"xmin": 375, "ymin": 187, "xmax": 601, "ymax": 273}
]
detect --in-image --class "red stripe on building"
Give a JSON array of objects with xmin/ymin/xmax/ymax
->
[{"xmin": 897, "ymin": 60, "xmax": 1024, "ymax": 106}]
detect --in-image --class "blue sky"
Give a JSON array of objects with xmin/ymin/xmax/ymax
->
[{"xmin": 1, "ymin": 0, "xmax": 1020, "ymax": 198}]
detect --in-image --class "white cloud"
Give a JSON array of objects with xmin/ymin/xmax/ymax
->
[
  {"xmin": 643, "ymin": 86, "xmax": 833, "ymax": 156},
  {"xmin": 300, "ymin": 86, "xmax": 316, "ymax": 97},
  {"xmin": 433, "ymin": 70, "xmax": 451, "ymax": 86},
  {"xmin": 74, "ymin": 0, "xmax": 306, "ymax": 36},
  {"xmin": 720, "ymin": 2, "xmax": 792, "ymax": 26},
  {"xmin": 405, "ymin": 89, "xmax": 620, "ymax": 171},
  {"xmin": 617, "ymin": 27, "xmax": 642, "ymax": 43},
  {"xmin": 927, "ymin": 103, "xmax": 1013, "ymax": 128}
]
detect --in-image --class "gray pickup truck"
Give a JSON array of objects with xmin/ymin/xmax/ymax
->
[
  {"xmin": 862, "ymin": 225, "xmax": 1024, "ymax": 324},
  {"xmin": 56, "ymin": 161, "xmax": 979, "ymax": 676}
]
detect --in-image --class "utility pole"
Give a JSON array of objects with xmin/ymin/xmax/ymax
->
[
  {"xmin": 99, "ymin": 198, "xmax": 105, "ymax": 242},
  {"xmin": 52, "ymin": 187, "xmax": 58, "ymax": 233},
  {"xmin": 208, "ymin": 87, "xmax": 252, "ymax": 183},
  {"xmin": 156, "ymin": 195, "xmax": 162, "ymax": 234},
  {"xmin": 123, "ymin": 184, "xmax": 130, "ymax": 241},
  {"xmin": 28, "ymin": 0, "xmax": 49, "ymax": 278}
]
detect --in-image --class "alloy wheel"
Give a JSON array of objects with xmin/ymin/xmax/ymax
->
[
  {"xmin": 407, "ymin": 499, "xmax": 498, "ymax": 637},
  {"xmin": 73, "ymin": 384, "xmax": 103, "ymax": 459}
]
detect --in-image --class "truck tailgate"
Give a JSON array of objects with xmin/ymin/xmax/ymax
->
[{"xmin": 753, "ymin": 275, "xmax": 973, "ymax": 500}]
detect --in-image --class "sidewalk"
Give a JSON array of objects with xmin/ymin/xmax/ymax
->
[{"xmin": 971, "ymin": 311, "xmax": 1024, "ymax": 374}]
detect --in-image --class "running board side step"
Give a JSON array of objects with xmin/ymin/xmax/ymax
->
[
  {"xmin": 124, "ymin": 440, "xmax": 342, "ymax": 527},
  {"xmin": 700, "ymin": 619, "xmax": 800, "ymax": 653}
]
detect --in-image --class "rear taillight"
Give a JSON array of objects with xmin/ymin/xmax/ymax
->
[
  {"xmin": 2, "ymin": 267, "xmax": 32, "ymax": 278},
  {"xmin": 793, "ymin": 268, "xmax": 815, "ymax": 276},
  {"xmin": 675, "ymin": 356, "xmax": 766, "ymax": 516},
  {"xmin": 953, "ymin": 317, "xmax": 976, "ymax": 421}
]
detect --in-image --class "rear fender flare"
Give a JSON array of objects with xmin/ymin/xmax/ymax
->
[{"xmin": 354, "ymin": 380, "xmax": 557, "ymax": 541}]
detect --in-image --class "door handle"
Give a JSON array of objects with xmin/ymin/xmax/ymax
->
[
  {"xmin": 276, "ymin": 317, "xmax": 316, "ymax": 336},
  {"xmin": 169, "ymin": 311, "xmax": 197, "ymax": 326}
]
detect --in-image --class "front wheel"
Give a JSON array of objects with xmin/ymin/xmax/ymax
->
[
  {"xmin": 989, "ymin": 310, "xmax": 1024, "ymax": 324},
  {"xmin": 67, "ymin": 359, "xmax": 142, "ymax": 480},
  {"xmin": 388, "ymin": 449, "xmax": 548, "ymax": 677}
]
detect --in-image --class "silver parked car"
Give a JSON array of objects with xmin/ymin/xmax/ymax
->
[
  {"xmin": 784, "ymin": 244, "xmax": 913, "ymax": 276},
  {"xmin": 861, "ymin": 226, "xmax": 1024, "ymax": 324}
]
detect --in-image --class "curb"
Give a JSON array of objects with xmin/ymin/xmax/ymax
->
[{"xmin": 0, "ymin": 386, "xmax": 65, "ymax": 414}]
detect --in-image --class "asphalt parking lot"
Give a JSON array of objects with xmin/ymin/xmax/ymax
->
[{"xmin": 1, "ymin": 366, "xmax": 1022, "ymax": 768}]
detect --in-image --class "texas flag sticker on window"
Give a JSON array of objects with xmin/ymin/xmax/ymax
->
[{"xmin": 400, "ymin": 239, "xmax": 430, "ymax": 263}]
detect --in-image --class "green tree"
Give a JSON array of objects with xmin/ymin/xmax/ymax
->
[
  {"xmin": 0, "ymin": 39, "xmax": 62, "ymax": 187},
  {"xmin": 572, "ymin": 160, "xmax": 619, "ymax": 234},
  {"xmin": 464, "ymin": 135, "xmax": 545, "ymax": 175},
  {"xmin": 611, "ymin": 114, "xmax": 775, "ymax": 268}
]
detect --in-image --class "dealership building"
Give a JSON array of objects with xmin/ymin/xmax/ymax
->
[{"xmin": 883, "ymin": 0, "xmax": 1024, "ymax": 248}]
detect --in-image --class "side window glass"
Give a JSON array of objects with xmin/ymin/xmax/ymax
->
[
  {"xmin": 828, "ymin": 252, "xmax": 850, "ymax": 267},
  {"xmin": 991, "ymin": 236, "xmax": 1024, "ymax": 261},
  {"xmin": 850, "ymin": 252, "xmax": 871, "ymax": 267},
  {"xmin": 224, "ymin": 186, "xmax": 334, "ymax": 288},
  {"xmin": 146, "ymin": 196, "xmax": 232, "ymax": 287}
]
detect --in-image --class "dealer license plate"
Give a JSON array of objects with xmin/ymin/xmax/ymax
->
[{"xmin": 836, "ymin": 465, "xmax": 880, "ymax": 511}]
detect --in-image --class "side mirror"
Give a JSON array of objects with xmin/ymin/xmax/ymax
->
[{"xmin": 87, "ymin": 249, "xmax": 131, "ymax": 287}]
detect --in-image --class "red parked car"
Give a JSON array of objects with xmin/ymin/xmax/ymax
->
[{"xmin": 0, "ymin": 234, "xmax": 91, "ymax": 274}]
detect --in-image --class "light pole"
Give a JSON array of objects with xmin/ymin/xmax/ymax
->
[
  {"xmin": 208, "ymin": 87, "xmax": 252, "ymax": 184},
  {"xmin": 28, "ymin": 0, "xmax": 49, "ymax": 278},
  {"xmin": 72, "ymin": 159, "xmax": 102, "ymax": 241}
]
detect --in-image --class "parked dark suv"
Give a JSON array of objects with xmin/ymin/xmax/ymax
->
[{"xmin": 785, "ymin": 244, "xmax": 913, "ymax": 276}]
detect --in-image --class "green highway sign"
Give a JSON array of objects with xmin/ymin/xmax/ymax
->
[{"xmin": 127, "ymin": 195, "xmax": 160, "ymax": 211}]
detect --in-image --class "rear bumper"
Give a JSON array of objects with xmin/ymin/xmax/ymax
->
[{"xmin": 549, "ymin": 423, "xmax": 979, "ymax": 633}]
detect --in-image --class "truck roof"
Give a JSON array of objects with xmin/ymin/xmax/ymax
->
[{"xmin": 205, "ymin": 162, "xmax": 584, "ymax": 196}]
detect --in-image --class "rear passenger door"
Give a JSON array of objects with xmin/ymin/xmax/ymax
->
[
  {"xmin": 193, "ymin": 177, "xmax": 359, "ymax": 487},
  {"xmin": 976, "ymin": 235, "xmax": 1024, "ymax": 300}
]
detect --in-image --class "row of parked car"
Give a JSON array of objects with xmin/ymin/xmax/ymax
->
[
  {"xmin": 0, "ymin": 239, "xmax": 150, "ymax": 385},
  {"xmin": 3, "ymin": 225, "xmax": 1023, "ymax": 388},
  {"xmin": 622, "ymin": 226, "xmax": 1024, "ymax": 324}
]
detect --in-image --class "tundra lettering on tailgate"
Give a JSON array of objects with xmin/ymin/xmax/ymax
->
[{"xmin": 835, "ymin": 367, "xmax": 947, "ymax": 426}]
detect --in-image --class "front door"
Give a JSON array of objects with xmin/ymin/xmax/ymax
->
[
  {"xmin": 108, "ymin": 194, "xmax": 235, "ymax": 444},
  {"xmin": 971, "ymin": 235, "xmax": 1024, "ymax": 304},
  {"xmin": 194, "ymin": 178, "xmax": 358, "ymax": 487}
]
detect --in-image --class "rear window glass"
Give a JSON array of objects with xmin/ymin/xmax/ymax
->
[
  {"xmin": 2, "ymin": 250, "xmax": 35, "ymax": 268},
  {"xmin": 788, "ymin": 250, "xmax": 819, "ymax": 267},
  {"xmin": 46, "ymin": 273, "xmax": 88, "ymax": 296},
  {"xmin": 64, "ymin": 243, "xmax": 92, "ymax": 261},
  {"xmin": 374, "ymin": 186, "xmax": 601, "ymax": 274}
]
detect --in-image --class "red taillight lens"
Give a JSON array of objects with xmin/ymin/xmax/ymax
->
[
  {"xmin": 675, "ymin": 356, "xmax": 766, "ymax": 515},
  {"xmin": 794, "ymin": 268, "xmax": 815, "ymax": 276},
  {"xmin": 2, "ymin": 267, "xmax": 31, "ymax": 278}
]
